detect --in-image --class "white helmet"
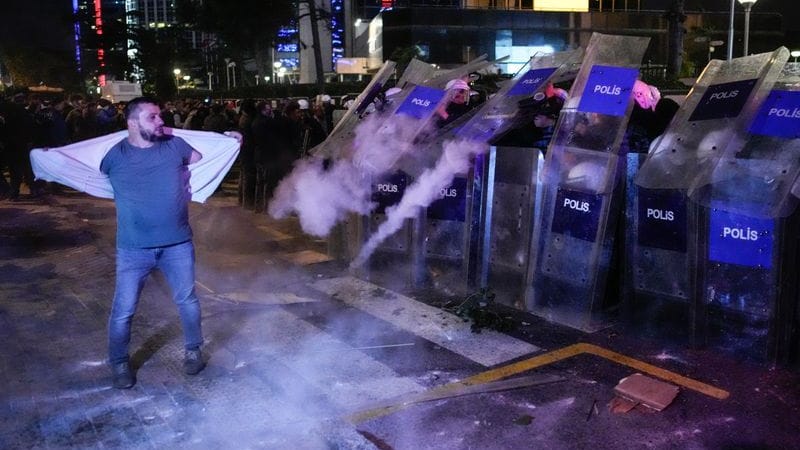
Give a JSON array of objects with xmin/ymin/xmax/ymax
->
[{"xmin": 445, "ymin": 78, "xmax": 470, "ymax": 91}]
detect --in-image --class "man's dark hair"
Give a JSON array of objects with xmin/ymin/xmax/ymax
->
[
  {"xmin": 283, "ymin": 101, "xmax": 300, "ymax": 116},
  {"xmin": 123, "ymin": 96, "xmax": 160, "ymax": 121},
  {"xmin": 255, "ymin": 100, "xmax": 270, "ymax": 115},
  {"xmin": 240, "ymin": 98, "xmax": 256, "ymax": 116}
]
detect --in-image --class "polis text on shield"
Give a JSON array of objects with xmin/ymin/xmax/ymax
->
[
  {"xmin": 411, "ymin": 98, "xmax": 431, "ymax": 107},
  {"xmin": 439, "ymin": 188, "xmax": 457, "ymax": 198},
  {"xmin": 564, "ymin": 198, "xmax": 590, "ymax": 212},
  {"xmin": 722, "ymin": 226, "xmax": 759, "ymax": 241},
  {"xmin": 768, "ymin": 107, "xmax": 800, "ymax": 118},
  {"xmin": 593, "ymin": 84, "xmax": 622, "ymax": 96},
  {"xmin": 646, "ymin": 208, "xmax": 674, "ymax": 222},
  {"xmin": 709, "ymin": 90, "xmax": 739, "ymax": 101}
]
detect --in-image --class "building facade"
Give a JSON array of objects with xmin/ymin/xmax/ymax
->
[{"xmin": 349, "ymin": 0, "xmax": 784, "ymax": 78}]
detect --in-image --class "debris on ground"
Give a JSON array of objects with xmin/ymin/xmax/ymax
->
[
  {"xmin": 611, "ymin": 373, "xmax": 680, "ymax": 412},
  {"xmin": 585, "ymin": 399, "xmax": 599, "ymax": 421},
  {"xmin": 608, "ymin": 396, "xmax": 639, "ymax": 414},
  {"xmin": 446, "ymin": 287, "xmax": 515, "ymax": 333},
  {"xmin": 513, "ymin": 414, "xmax": 534, "ymax": 425}
]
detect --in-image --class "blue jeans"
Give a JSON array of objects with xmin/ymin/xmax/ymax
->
[{"xmin": 108, "ymin": 240, "xmax": 203, "ymax": 365}]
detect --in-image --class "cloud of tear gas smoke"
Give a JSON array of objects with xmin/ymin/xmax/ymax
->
[
  {"xmin": 350, "ymin": 139, "xmax": 488, "ymax": 268},
  {"xmin": 268, "ymin": 111, "xmax": 430, "ymax": 237},
  {"xmin": 267, "ymin": 157, "xmax": 372, "ymax": 237}
]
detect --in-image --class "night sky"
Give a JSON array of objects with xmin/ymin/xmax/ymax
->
[{"xmin": 0, "ymin": 1, "xmax": 75, "ymax": 52}]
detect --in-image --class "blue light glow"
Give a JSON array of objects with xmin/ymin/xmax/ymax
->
[
  {"xmin": 330, "ymin": 0, "xmax": 345, "ymax": 66},
  {"xmin": 73, "ymin": 0, "xmax": 82, "ymax": 71},
  {"xmin": 277, "ymin": 43, "xmax": 298, "ymax": 52}
]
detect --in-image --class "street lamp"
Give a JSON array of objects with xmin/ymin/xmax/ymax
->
[
  {"xmin": 227, "ymin": 61, "xmax": 237, "ymax": 89},
  {"xmin": 727, "ymin": 0, "xmax": 735, "ymax": 60},
  {"xmin": 173, "ymin": 68, "xmax": 181, "ymax": 88},
  {"xmin": 709, "ymin": 40, "xmax": 725, "ymax": 63},
  {"xmin": 273, "ymin": 61, "xmax": 282, "ymax": 84},
  {"xmin": 792, "ymin": 50, "xmax": 800, "ymax": 63},
  {"xmin": 738, "ymin": 0, "xmax": 757, "ymax": 56},
  {"xmin": 224, "ymin": 58, "xmax": 235, "ymax": 90}
]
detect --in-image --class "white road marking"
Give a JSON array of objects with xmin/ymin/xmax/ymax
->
[
  {"xmin": 311, "ymin": 276, "xmax": 540, "ymax": 367},
  {"xmin": 216, "ymin": 292, "xmax": 320, "ymax": 305}
]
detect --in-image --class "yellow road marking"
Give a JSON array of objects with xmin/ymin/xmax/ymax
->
[
  {"xmin": 579, "ymin": 343, "xmax": 729, "ymax": 400},
  {"xmin": 283, "ymin": 250, "xmax": 334, "ymax": 265},
  {"xmin": 461, "ymin": 344, "xmax": 585, "ymax": 385},
  {"xmin": 348, "ymin": 374, "xmax": 563, "ymax": 424},
  {"xmin": 349, "ymin": 342, "xmax": 729, "ymax": 424},
  {"xmin": 256, "ymin": 225, "xmax": 293, "ymax": 242}
]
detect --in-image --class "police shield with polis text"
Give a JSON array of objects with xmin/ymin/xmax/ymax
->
[
  {"xmin": 632, "ymin": 48, "xmax": 799, "ymax": 362},
  {"xmin": 524, "ymin": 33, "xmax": 651, "ymax": 332}
]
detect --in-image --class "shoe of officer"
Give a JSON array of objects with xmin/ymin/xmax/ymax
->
[
  {"xmin": 184, "ymin": 348, "xmax": 206, "ymax": 375},
  {"xmin": 111, "ymin": 362, "xmax": 135, "ymax": 389}
]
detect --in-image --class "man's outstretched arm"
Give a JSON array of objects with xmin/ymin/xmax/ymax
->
[{"xmin": 189, "ymin": 130, "xmax": 241, "ymax": 164}]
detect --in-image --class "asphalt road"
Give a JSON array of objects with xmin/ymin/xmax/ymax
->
[{"xmin": 1, "ymin": 182, "xmax": 799, "ymax": 449}]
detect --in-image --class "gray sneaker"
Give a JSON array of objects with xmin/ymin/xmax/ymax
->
[
  {"xmin": 111, "ymin": 362, "xmax": 135, "ymax": 389},
  {"xmin": 184, "ymin": 349, "xmax": 206, "ymax": 375}
]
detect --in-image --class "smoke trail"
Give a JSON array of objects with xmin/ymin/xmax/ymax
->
[
  {"xmin": 268, "ymin": 111, "xmax": 429, "ymax": 237},
  {"xmin": 268, "ymin": 157, "xmax": 373, "ymax": 237},
  {"xmin": 350, "ymin": 139, "xmax": 488, "ymax": 268}
]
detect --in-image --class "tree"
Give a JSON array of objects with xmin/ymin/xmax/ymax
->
[
  {"xmin": 684, "ymin": 25, "xmax": 720, "ymax": 78},
  {"xmin": 0, "ymin": 0, "xmax": 80, "ymax": 89},
  {"xmin": 298, "ymin": 0, "xmax": 326, "ymax": 94},
  {"xmin": 390, "ymin": 45, "xmax": 424, "ymax": 76},
  {"xmin": 0, "ymin": 46, "xmax": 80, "ymax": 89},
  {"xmin": 665, "ymin": 0, "xmax": 686, "ymax": 79},
  {"xmin": 129, "ymin": 27, "xmax": 180, "ymax": 99},
  {"xmin": 183, "ymin": 0, "xmax": 296, "ymax": 87}
]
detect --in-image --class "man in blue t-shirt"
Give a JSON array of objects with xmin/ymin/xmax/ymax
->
[{"xmin": 100, "ymin": 96, "xmax": 206, "ymax": 389}]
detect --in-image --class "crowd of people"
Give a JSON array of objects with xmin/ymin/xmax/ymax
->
[
  {"xmin": 0, "ymin": 78, "xmax": 674, "ymax": 203},
  {"xmin": 1, "ymin": 79, "xmax": 676, "ymax": 390},
  {"xmin": 0, "ymin": 92, "xmax": 334, "ymax": 202}
]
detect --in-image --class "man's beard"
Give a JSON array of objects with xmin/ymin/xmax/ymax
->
[{"xmin": 139, "ymin": 127, "xmax": 165, "ymax": 142}]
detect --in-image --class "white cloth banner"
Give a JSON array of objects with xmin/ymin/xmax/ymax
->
[{"xmin": 30, "ymin": 128, "xmax": 240, "ymax": 203}]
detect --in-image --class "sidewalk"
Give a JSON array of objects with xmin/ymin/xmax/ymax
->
[{"xmin": 1, "ymin": 186, "xmax": 799, "ymax": 449}]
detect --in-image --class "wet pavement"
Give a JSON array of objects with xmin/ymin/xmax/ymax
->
[{"xmin": 1, "ymin": 179, "xmax": 799, "ymax": 449}]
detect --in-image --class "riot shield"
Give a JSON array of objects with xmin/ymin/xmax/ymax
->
[
  {"xmin": 691, "ymin": 55, "xmax": 799, "ymax": 218},
  {"xmin": 622, "ymin": 152, "xmax": 695, "ymax": 342},
  {"xmin": 394, "ymin": 49, "xmax": 582, "ymax": 178},
  {"xmin": 457, "ymin": 49, "xmax": 583, "ymax": 143},
  {"xmin": 395, "ymin": 58, "xmax": 437, "ymax": 88},
  {"xmin": 310, "ymin": 61, "xmax": 397, "ymax": 161},
  {"xmin": 426, "ymin": 55, "xmax": 495, "ymax": 90},
  {"xmin": 274, "ymin": 58, "xmax": 450, "ymax": 225},
  {"xmin": 460, "ymin": 50, "xmax": 583, "ymax": 306},
  {"xmin": 696, "ymin": 55, "xmax": 800, "ymax": 363},
  {"xmin": 525, "ymin": 33, "xmax": 651, "ymax": 331},
  {"xmin": 635, "ymin": 48, "xmax": 789, "ymax": 197},
  {"xmin": 478, "ymin": 146, "xmax": 545, "ymax": 309},
  {"xmin": 395, "ymin": 50, "xmax": 583, "ymax": 293},
  {"xmin": 336, "ymin": 57, "xmax": 494, "ymax": 177},
  {"xmin": 343, "ymin": 58, "xmax": 504, "ymax": 282},
  {"xmin": 621, "ymin": 48, "xmax": 791, "ymax": 349}
]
